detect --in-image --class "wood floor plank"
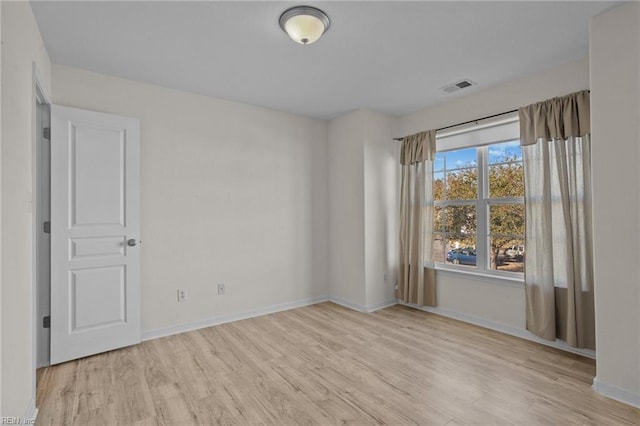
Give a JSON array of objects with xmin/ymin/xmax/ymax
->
[
  {"xmin": 36, "ymin": 361, "xmax": 79, "ymax": 426},
  {"xmin": 36, "ymin": 302, "xmax": 640, "ymax": 425},
  {"xmin": 75, "ymin": 353, "xmax": 116, "ymax": 414}
]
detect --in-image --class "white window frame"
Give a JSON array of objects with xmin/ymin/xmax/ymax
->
[{"xmin": 433, "ymin": 116, "xmax": 524, "ymax": 281}]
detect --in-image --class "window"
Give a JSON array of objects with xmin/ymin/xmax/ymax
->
[{"xmin": 432, "ymin": 123, "xmax": 525, "ymax": 277}]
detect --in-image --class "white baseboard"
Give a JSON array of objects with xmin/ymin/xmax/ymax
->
[
  {"xmin": 25, "ymin": 398, "xmax": 38, "ymax": 422},
  {"xmin": 142, "ymin": 295, "xmax": 397, "ymax": 342},
  {"xmin": 363, "ymin": 298, "xmax": 398, "ymax": 312},
  {"xmin": 328, "ymin": 296, "xmax": 367, "ymax": 312},
  {"xmin": 142, "ymin": 295, "xmax": 329, "ymax": 341},
  {"xmin": 593, "ymin": 377, "xmax": 640, "ymax": 408},
  {"xmin": 401, "ymin": 302, "xmax": 596, "ymax": 359},
  {"xmin": 328, "ymin": 296, "xmax": 397, "ymax": 313}
]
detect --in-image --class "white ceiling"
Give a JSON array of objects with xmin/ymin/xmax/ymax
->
[{"xmin": 30, "ymin": 1, "xmax": 616, "ymax": 119}]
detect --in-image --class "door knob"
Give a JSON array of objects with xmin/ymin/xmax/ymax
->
[{"xmin": 127, "ymin": 239, "xmax": 137, "ymax": 247}]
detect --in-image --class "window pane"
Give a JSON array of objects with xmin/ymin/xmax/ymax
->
[
  {"xmin": 434, "ymin": 152, "xmax": 445, "ymax": 172},
  {"xmin": 489, "ymin": 204, "xmax": 524, "ymax": 236},
  {"xmin": 489, "ymin": 237, "xmax": 524, "ymax": 273},
  {"xmin": 446, "ymin": 168, "xmax": 477, "ymax": 200},
  {"xmin": 488, "ymin": 140, "xmax": 522, "ymax": 164},
  {"xmin": 434, "ymin": 172, "xmax": 445, "ymax": 201},
  {"xmin": 433, "ymin": 140, "xmax": 526, "ymax": 275},
  {"xmin": 444, "ymin": 205, "xmax": 477, "ymax": 236},
  {"xmin": 445, "ymin": 235, "xmax": 477, "ymax": 267},
  {"xmin": 442, "ymin": 147, "xmax": 477, "ymax": 168},
  {"xmin": 434, "ymin": 206, "xmax": 444, "ymax": 233},
  {"xmin": 433, "ymin": 232, "xmax": 445, "ymax": 263},
  {"xmin": 489, "ymin": 163, "xmax": 524, "ymax": 198}
]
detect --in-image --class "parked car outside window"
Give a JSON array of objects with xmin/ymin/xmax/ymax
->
[
  {"xmin": 505, "ymin": 245, "xmax": 524, "ymax": 261},
  {"xmin": 446, "ymin": 248, "xmax": 477, "ymax": 265}
]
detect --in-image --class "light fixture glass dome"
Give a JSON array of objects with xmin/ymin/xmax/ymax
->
[{"xmin": 279, "ymin": 6, "xmax": 330, "ymax": 45}]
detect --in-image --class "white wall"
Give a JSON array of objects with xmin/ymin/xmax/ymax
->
[
  {"xmin": 397, "ymin": 58, "xmax": 590, "ymax": 331},
  {"xmin": 0, "ymin": 1, "xmax": 51, "ymax": 417},
  {"xmin": 590, "ymin": 1, "xmax": 640, "ymax": 407},
  {"xmin": 327, "ymin": 109, "xmax": 398, "ymax": 311},
  {"xmin": 435, "ymin": 271, "xmax": 526, "ymax": 328},
  {"xmin": 328, "ymin": 111, "xmax": 366, "ymax": 308},
  {"xmin": 52, "ymin": 65, "xmax": 329, "ymax": 334},
  {"xmin": 363, "ymin": 110, "xmax": 398, "ymax": 308}
]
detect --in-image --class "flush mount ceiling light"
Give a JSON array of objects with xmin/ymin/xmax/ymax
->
[{"xmin": 279, "ymin": 6, "xmax": 330, "ymax": 45}]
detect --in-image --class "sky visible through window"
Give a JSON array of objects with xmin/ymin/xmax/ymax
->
[{"xmin": 435, "ymin": 140, "xmax": 522, "ymax": 171}]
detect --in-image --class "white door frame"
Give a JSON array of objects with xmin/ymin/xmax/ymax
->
[
  {"xmin": 34, "ymin": 76, "xmax": 51, "ymax": 369},
  {"xmin": 32, "ymin": 62, "xmax": 51, "ymax": 412}
]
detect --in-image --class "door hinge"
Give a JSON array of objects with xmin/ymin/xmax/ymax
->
[
  {"xmin": 43, "ymin": 316, "xmax": 50, "ymax": 328},
  {"xmin": 43, "ymin": 127, "xmax": 51, "ymax": 140},
  {"xmin": 43, "ymin": 221, "xmax": 50, "ymax": 234}
]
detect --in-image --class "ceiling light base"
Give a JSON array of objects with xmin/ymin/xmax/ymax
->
[{"xmin": 279, "ymin": 6, "xmax": 330, "ymax": 45}]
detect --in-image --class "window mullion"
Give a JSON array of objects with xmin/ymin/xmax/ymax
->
[
  {"xmin": 476, "ymin": 146, "xmax": 488, "ymax": 271},
  {"xmin": 434, "ymin": 199, "xmax": 477, "ymax": 207},
  {"xmin": 487, "ymin": 197, "xmax": 525, "ymax": 205}
]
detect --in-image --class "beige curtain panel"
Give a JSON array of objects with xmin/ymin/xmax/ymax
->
[
  {"xmin": 519, "ymin": 91, "xmax": 595, "ymax": 349},
  {"xmin": 398, "ymin": 130, "xmax": 437, "ymax": 306},
  {"xmin": 519, "ymin": 90, "xmax": 590, "ymax": 146}
]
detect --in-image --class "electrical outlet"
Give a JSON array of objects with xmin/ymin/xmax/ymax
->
[
  {"xmin": 177, "ymin": 289, "xmax": 187, "ymax": 302},
  {"xmin": 217, "ymin": 283, "xmax": 225, "ymax": 295}
]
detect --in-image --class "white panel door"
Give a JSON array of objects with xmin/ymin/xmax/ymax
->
[{"xmin": 50, "ymin": 105, "xmax": 140, "ymax": 364}]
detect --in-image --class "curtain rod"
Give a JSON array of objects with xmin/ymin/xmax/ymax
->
[
  {"xmin": 393, "ymin": 109, "xmax": 518, "ymax": 141},
  {"xmin": 395, "ymin": 89, "xmax": 591, "ymax": 141}
]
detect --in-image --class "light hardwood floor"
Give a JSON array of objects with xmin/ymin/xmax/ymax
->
[{"xmin": 36, "ymin": 302, "xmax": 639, "ymax": 425}]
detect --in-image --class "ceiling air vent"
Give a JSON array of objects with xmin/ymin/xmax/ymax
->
[{"xmin": 441, "ymin": 79, "xmax": 476, "ymax": 94}]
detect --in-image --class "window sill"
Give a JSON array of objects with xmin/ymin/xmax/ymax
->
[{"xmin": 433, "ymin": 264, "xmax": 525, "ymax": 286}]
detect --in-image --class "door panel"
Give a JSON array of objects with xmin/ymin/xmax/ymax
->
[
  {"xmin": 71, "ymin": 266, "xmax": 125, "ymax": 330},
  {"xmin": 71, "ymin": 125, "xmax": 126, "ymax": 226},
  {"xmin": 70, "ymin": 236, "xmax": 125, "ymax": 259},
  {"xmin": 50, "ymin": 105, "xmax": 140, "ymax": 365}
]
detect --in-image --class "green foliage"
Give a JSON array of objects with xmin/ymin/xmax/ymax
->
[
  {"xmin": 448, "ymin": 169, "xmax": 478, "ymax": 199},
  {"xmin": 487, "ymin": 160, "xmax": 525, "ymax": 268},
  {"xmin": 489, "ymin": 162, "xmax": 524, "ymax": 198}
]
